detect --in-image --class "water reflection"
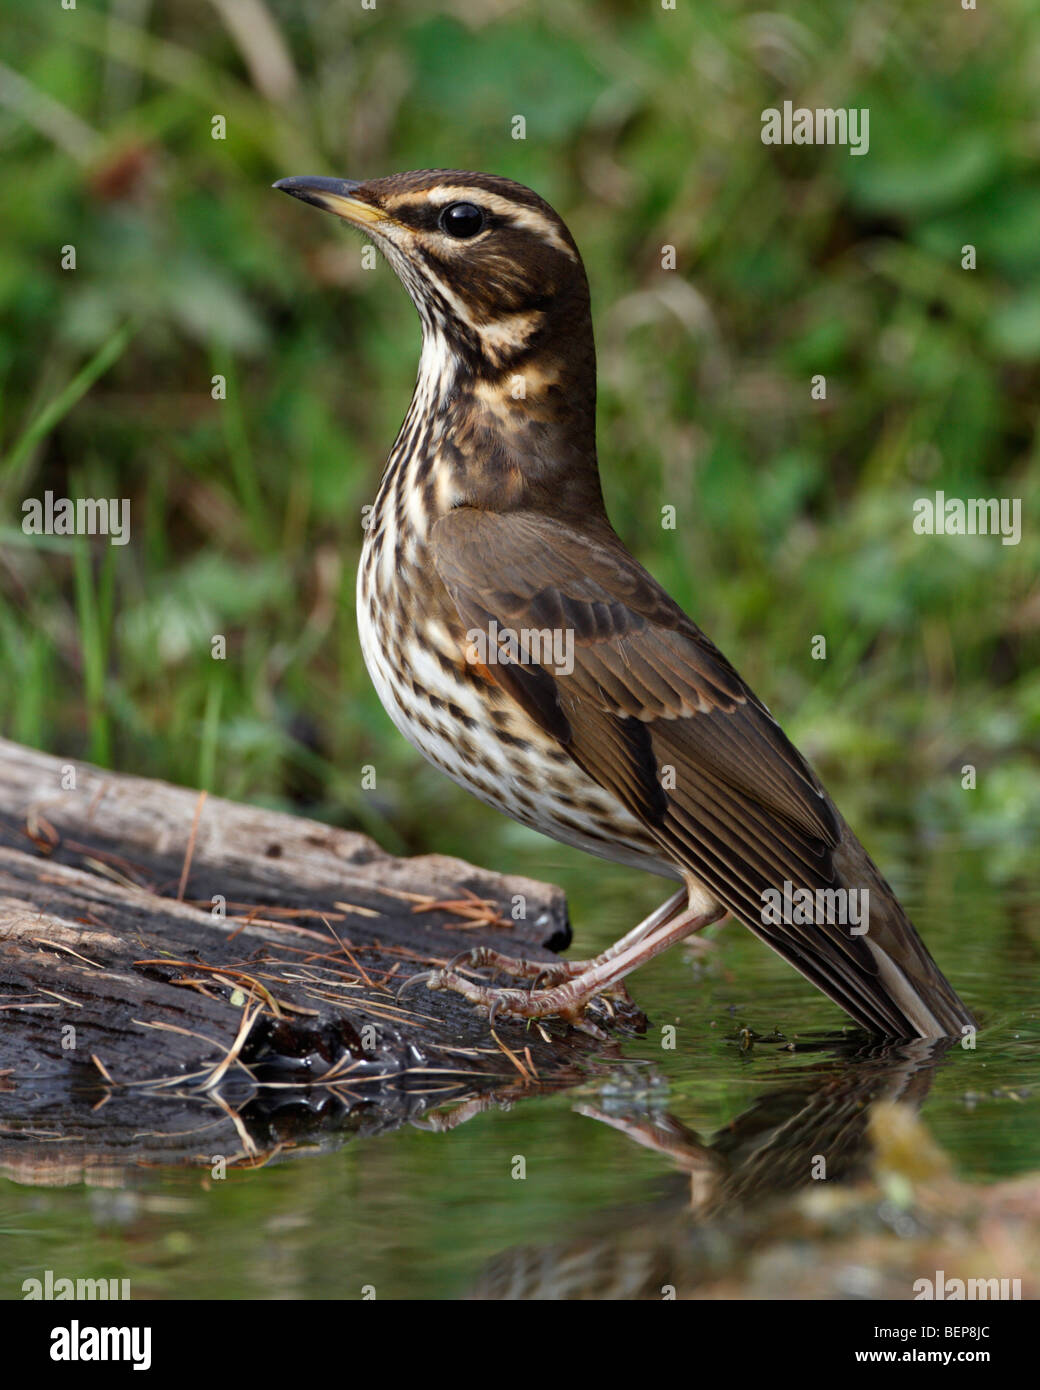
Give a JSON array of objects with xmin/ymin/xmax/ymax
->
[{"xmin": 470, "ymin": 1037, "xmax": 959, "ymax": 1299}]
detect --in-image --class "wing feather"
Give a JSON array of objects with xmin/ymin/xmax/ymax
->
[{"xmin": 430, "ymin": 506, "xmax": 969, "ymax": 1036}]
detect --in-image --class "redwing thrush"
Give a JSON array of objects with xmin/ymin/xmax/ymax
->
[{"xmin": 275, "ymin": 169, "xmax": 973, "ymax": 1039}]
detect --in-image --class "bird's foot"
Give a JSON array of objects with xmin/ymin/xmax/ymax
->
[
  {"xmin": 398, "ymin": 898, "xmax": 722, "ymax": 1035},
  {"xmin": 405, "ymin": 966, "xmax": 623, "ymax": 1038},
  {"xmin": 435, "ymin": 944, "xmax": 636, "ymax": 1001},
  {"xmin": 442, "ymin": 944, "xmax": 578, "ymax": 986}
]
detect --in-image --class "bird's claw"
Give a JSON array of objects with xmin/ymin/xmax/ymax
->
[
  {"xmin": 444, "ymin": 945, "xmax": 574, "ymax": 985},
  {"xmin": 397, "ymin": 969, "xmax": 440, "ymax": 998},
  {"xmin": 407, "ymin": 966, "xmax": 614, "ymax": 1035},
  {"xmin": 398, "ymin": 953, "xmax": 640, "ymax": 1037}
]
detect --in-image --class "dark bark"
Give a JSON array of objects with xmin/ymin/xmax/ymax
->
[{"xmin": 0, "ymin": 738, "xmax": 629, "ymax": 1180}]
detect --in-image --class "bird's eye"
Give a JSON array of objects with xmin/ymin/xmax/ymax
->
[{"xmin": 439, "ymin": 202, "xmax": 485, "ymax": 239}]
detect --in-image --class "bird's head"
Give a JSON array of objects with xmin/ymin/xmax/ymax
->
[{"xmin": 274, "ymin": 169, "xmax": 592, "ymax": 379}]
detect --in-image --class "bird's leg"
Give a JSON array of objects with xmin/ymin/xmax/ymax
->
[
  {"xmin": 576, "ymin": 887, "xmax": 690, "ymax": 967},
  {"xmin": 419, "ymin": 900, "xmax": 725, "ymax": 1026},
  {"xmin": 434, "ymin": 888, "xmax": 689, "ymax": 989}
]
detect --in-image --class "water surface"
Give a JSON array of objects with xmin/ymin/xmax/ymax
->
[{"xmin": 2, "ymin": 840, "xmax": 1036, "ymax": 1299}]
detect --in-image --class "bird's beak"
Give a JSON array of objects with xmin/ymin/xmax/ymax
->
[{"xmin": 273, "ymin": 175, "xmax": 389, "ymax": 229}]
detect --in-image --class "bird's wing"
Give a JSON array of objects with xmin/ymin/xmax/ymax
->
[{"xmin": 430, "ymin": 506, "xmax": 965, "ymax": 1037}]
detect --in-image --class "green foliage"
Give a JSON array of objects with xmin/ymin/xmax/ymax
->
[{"xmin": 0, "ymin": 0, "xmax": 1036, "ymax": 875}]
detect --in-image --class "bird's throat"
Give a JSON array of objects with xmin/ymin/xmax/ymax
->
[{"xmin": 379, "ymin": 315, "xmax": 606, "ymax": 532}]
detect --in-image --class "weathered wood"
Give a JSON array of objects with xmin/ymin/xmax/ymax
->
[{"xmin": 0, "ymin": 738, "xmax": 632, "ymax": 1180}]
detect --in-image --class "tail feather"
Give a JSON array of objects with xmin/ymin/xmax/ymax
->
[{"xmin": 743, "ymin": 822, "xmax": 975, "ymax": 1039}]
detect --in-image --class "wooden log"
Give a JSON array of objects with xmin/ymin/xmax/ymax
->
[{"xmin": 0, "ymin": 738, "xmax": 633, "ymax": 1181}]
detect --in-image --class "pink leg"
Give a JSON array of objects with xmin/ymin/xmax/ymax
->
[
  {"xmin": 416, "ymin": 899, "xmax": 725, "ymax": 1027},
  {"xmin": 431, "ymin": 887, "xmax": 689, "ymax": 989}
]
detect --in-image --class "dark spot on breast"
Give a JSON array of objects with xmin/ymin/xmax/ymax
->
[
  {"xmin": 493, "ymin": 730, "xmax": 531, "ymax": 750},
  {"xmin": 446, "ymin": 702, "xmax": 476, "ymax": 729}
]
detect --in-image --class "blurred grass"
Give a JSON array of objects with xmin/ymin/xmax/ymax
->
[{"xmin": 0, "ymin": 0, "xmax": 1037, "ymax": 878}]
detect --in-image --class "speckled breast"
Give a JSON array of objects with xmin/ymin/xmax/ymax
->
[{"xmin": 355, "ymin": 490, "xmax": 672, "ymax": 879}]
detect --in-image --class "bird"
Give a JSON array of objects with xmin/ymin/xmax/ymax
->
[{"xmin": 274, "ymin": 168, "xmax": 974, "ymax": 1040}]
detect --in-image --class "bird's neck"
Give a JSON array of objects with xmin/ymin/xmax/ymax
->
[{"xmin": 376, "ymin": 307, "xmax": 607, "ymax": 541}]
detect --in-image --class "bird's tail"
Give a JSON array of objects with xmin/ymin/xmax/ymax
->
[{"xmin": 754, "ymin": 822, "xmax": 975, "ymax": 1039}]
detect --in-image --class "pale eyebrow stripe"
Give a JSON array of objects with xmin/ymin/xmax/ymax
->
[{"xmin": 384, "ymin": 186, "xmax": 578, "ymax": 262}]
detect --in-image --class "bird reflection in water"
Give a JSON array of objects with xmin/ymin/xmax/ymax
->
[{"xmin": 467, "ymin": 1036, "xmax": 957, "ymax": 1300}]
